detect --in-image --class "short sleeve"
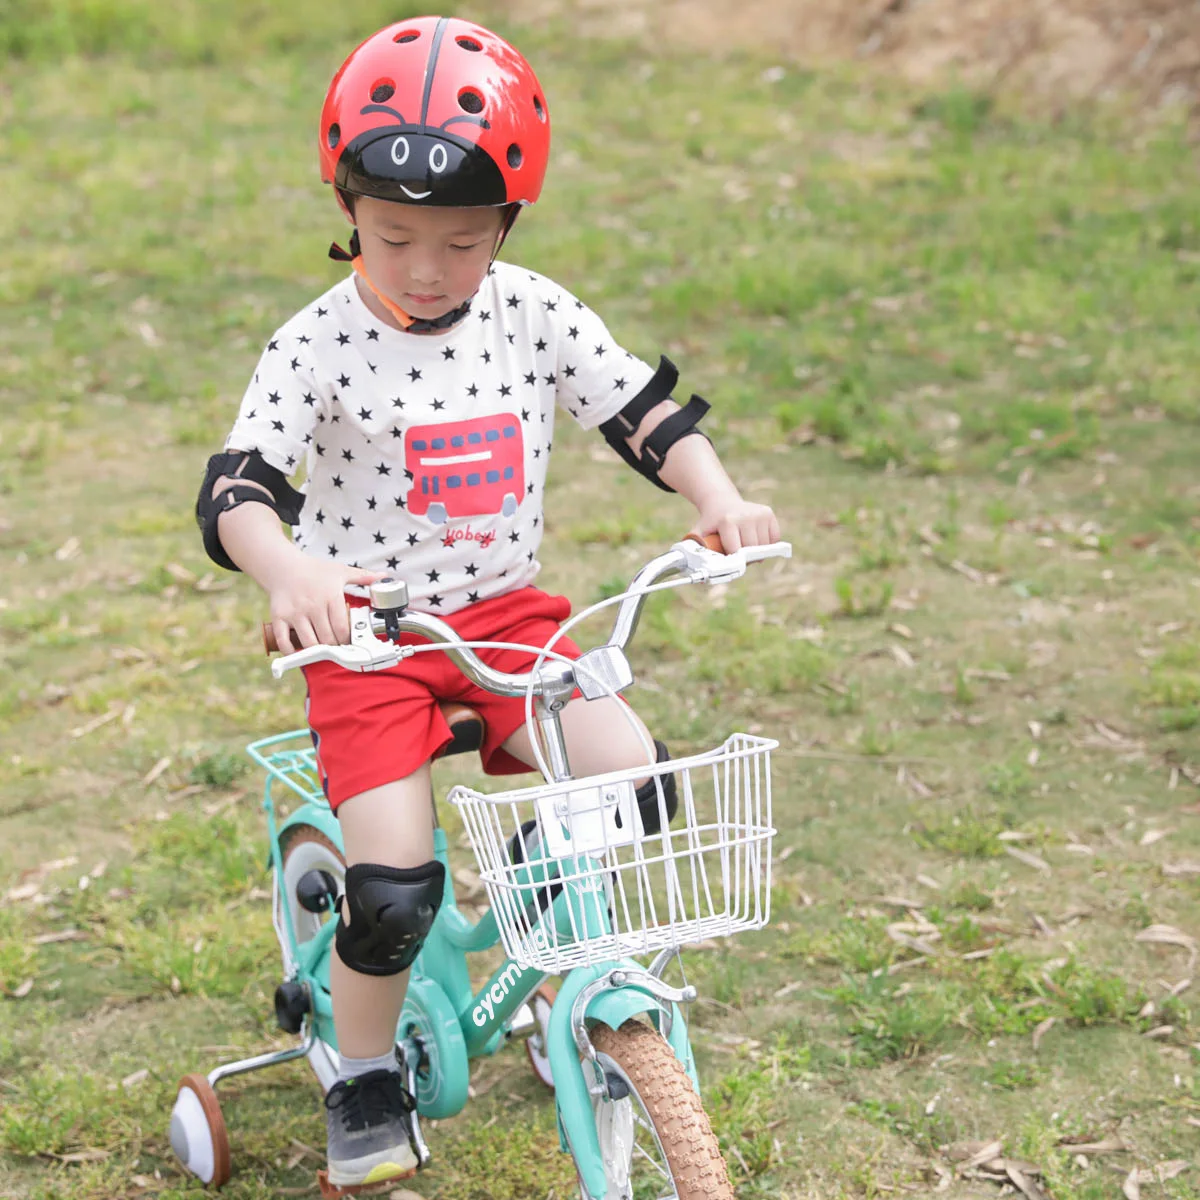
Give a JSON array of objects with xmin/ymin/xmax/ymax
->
[
  {"xmin": 547, "ymin": 285, "xmax": 656, "ymax": 431},
  {"xmin": 223, "ymin": 335, "xmax": 326, "ymax": 477}
]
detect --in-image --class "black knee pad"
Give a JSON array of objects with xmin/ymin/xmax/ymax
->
[
  {"xmin": 335, "ymin": 860, "xmax": 446, "ymax": 977},
  {"xmin": 636, "ymin": 740, "xmax": 678, "ymax": 835}
]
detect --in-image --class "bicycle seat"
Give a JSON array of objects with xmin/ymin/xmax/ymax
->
[{"xmin": 435, "ymin": 703, "xmax": 484, "ymax": 759}]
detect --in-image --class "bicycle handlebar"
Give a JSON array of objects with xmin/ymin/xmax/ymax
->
[{"xmin": 265, "ymin": 537, "xmax": 792, "ymax": 691}]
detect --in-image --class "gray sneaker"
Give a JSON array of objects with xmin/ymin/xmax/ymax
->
[{"xmin": 323, "ymin": 1068, "xmax": 418, "ymax": 1190}]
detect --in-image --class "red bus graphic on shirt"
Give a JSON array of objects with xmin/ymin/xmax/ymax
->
[{"xmin": 404, "ymin": 414, "xmax": 524, "ymax": 523}]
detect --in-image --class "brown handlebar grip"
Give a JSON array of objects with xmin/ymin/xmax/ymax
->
[
  {"xmin": 684, "ymin": 532, "xmax": 726, "ymax": 553},
  {"xmin": 262, "ymin": 623, "xmax": 304, "ymax": 655}
]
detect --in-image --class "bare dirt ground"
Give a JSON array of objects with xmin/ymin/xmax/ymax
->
[{"xmin": 512, "ymin": 0, "xmax": 1200, "ymax": 111}]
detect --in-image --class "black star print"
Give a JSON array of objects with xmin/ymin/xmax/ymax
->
[
  {"xmin": 404, "ymin": 469, "xmax": 414, "ymax": 481},
  {"xmin": 543, "ymin": 299, "xmax": 557, "ymax": 312},
  {"xmin": 614, "ymin": 377, "xmax": 627, "ymax": 390},
  {"xmin": 594, "ymin": 345, "xmax": 606, "ymax": 358},
  {"xmin": 575, "ymin": 299, "xmax": 584, "ymax": 309},
  {"xmin": 464, "ymin": 562, "xmax": 479, "ymax": 577},
  {"xmin": 532, "ymin": 515, "xmax": 540, "ymax": 528},
  {"xmin": 368, "ymin": 362, "xmax": 377, "ymax": 374},
  {"xmin": 366, "ymin": 496, "xmax": 378, "ymax": 510},
  {"xmin": 578, "ymin": 396, "xmax": 589, "ymax": 407},
  {"xmin": 467, "ymin": 590, "xmax": 480, "ymax": 603},
  {"xmin": 509, "ymin": 531, "xmax": 520, "ymax": 544},
  {"xmin": 297, "ymin": 334, "xmax": 311, "ymax": 345},
  {"xmin": 481, "ymin": 349, "xmax": 492, "ymax": 364},
  {"xmin": 340, "ymin": 516, "xmax": 353, "ymax": 530},
  {"xmin": 541, "ymin": 413, "xmax": 547, "ymax": 423},
  {"xmin": 526, "ymin": 482, "xmax": 534, "ymax": 495},
  {"xmin": 246, "ymin": 409, "xmax": 257, "ymax": 420},
  {"xmin": 304, "ymin": 433, "xmax": 312, "ymax": 444},
  {"xmin": 564, "ymin": 364, "xmax": 576, "ymax": 378},
  {"xmin": 520, "ymin": 408, "xmax": 530, "ymax": 422},
  {"xmin": 526, "ymin": 550, "xmax": 535, "ymax": 563},
  {"xmin": 336, "ymin": 332, "xmax": 350, "ymax": 346},
  {"xmin": 466, "ymin": 384, "xmax": 478, "ymax": 398},
  {"xmin": 303, "ymin": 391, "xmax": 317, "ymax": 406},
  {"xmin": 499, "ymin": 383, "xmax": 512, "ymax": 397},
  {"xmin": 341, "ymin": 449, "xmax": 354, "ymax": 462},
  {"xmin": 316, "ymin": 307, "xmax": 328, "ymax": 318},
  {"xmin": 506, "ymin": 294, "xmax": 520, "ymax": 309},
  {"xmin": 533, "ymin": 447, "xmax": 541, "ymax": 459},
  {"xmin": 367, "ymin": 328, "xmax": 380, "ymax": 341},
  {"xmin": 391, "ymin": 397, "xmax": 405, "ymax": 409},
  {"xmin": 327, "ymin": 543, "xmax": 339, "ymax": 557},
  {"xmin": 567, "ymin": 325, "xmax": 579, "ymax": 340},
  {"xmin": 373, "ymin": 532, "xmax": 385, "ymax": 544},
  {"xmin": 479, "ymin": 310, "xmax": 491, "ymax": 322},
  {"xmin": 535, "ymin": 338, "xmax": 547, "ymax": 352},
  {"xmin": 271, "ymin": 419, "xmax": 284, "ymax": 432},
  {"xmin": 427, "ymin": 569, "xmax": 441, "ymax": 583},
  {"xmin": 315, "ymin": 443, "xmax": 326, "ymax": 456},
  {"xmin": 390, "ymin": 427, "xmax": 403, "ymax": 439},
  {"xmin": 442, "ymin": 346, "xmax": 456, "ymax": 360},
  {"xmin": 432, "ymin": 398, "xmax": 445, "ymax": 411},
  {"xmin": 332, "ymin": 475, "xmax": 344, "ymax": 489},
  {"xmin": 290, "ymin": 357, "xmax": 300, "ymax": 371},
  {"xmin": 315, "ymin": 509, "xmax": 325, "ymax": 524},
  {"xmin": 286, "ymin": 454, "xmax": 296, "ymax": 468},
  {"xmin": 376, "ymin": 462, "xmax": 391, "ymax": 476},
  {"xmin": 358, "ymin": 406, "xmax": 372, "ymax": 421},
  {"xmin": 408, "ymin": 367, "xmax": 422, "ymax": 382},
  {"xmin": 524, "ymin": 372, "xmax": 537, "ymax": 386},
  {"xmin": 407, "ymin": 533, "xmax": 419, "ymax": 546},
  {"xmin": 506, "ymin": 333, "xmax": 515, "ymax": 344},
  {"xmin": 543, "ymin": 373, "xmax": 556, "ymax": 386},
  {"xmin": 338, "ymin": 373, "xmax": 351, "ymax": 388},
  {"xmin": 394, "ymin": 495, "xmax": 407, "ymax": 509},
  {"xmin": 268, "ymin": 390, "xmax": 281, "ymax": 405},
  {"xmin": 387, "ymin": 556, "xmax": 399, "ymax": 570},
  {"xmin": 428, "ymin": 594, "xmax": 444, "ymax": 607},
  {"xmin": 267, "ymin": 339, "xmax": 279, "ymax": 351}
]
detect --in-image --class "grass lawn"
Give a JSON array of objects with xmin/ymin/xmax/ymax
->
[{"xmin": 2, "ymin": 2, "xmax": 1199, "ymax": 1197}]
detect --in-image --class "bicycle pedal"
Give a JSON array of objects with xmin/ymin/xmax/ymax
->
[{"xmin": 316, "ymin": 1168, "xmax": 416, "ymax": 1198}]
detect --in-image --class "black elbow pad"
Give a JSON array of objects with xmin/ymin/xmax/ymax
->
[{"xmin": 195, "ymin": 449, "xmax": 305, "ymax": 571}]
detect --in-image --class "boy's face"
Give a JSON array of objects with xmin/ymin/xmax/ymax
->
[{"xmin": 353, "ymin": 196, "xmax": 505, "ymax": 323}]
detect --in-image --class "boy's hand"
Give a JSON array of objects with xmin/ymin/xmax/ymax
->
[
  {"xmin": 692, "ymin": 499, "xmax": 781, "ymax": 554},
  {"xmin": 266, "ymin": 556, "xmax": 385, "ymax": 652}
]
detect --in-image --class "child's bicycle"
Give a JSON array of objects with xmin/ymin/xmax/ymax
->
[{"xmin": 169, "ymin": 535, "xmax": 789, "ymax": 1199}]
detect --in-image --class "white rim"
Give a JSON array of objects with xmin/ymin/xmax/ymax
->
[
  {"xmin": 171, "ymin": 1086, "xmax": 216, "ymax": 1183},
  {"xmin": 526, "ymin": 991, "xmax": 555, "ymax": 1088},
  {"xmin": 588, "ymin": 1051, "xmax": 677, "ymax": 1200}
]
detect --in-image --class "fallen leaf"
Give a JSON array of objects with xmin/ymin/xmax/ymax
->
[
  {"xmin": 121, "ymin": 1068, "xmax": 150, "ymax": 1088},
  {"xmin": 1032, "ymin": 1016, "xmax": 1056, "ymax": 1050},
  {"xmin": 1142, "ymin": 1025, "xmax": 1174, "ymax": 1039},
  {"xmin": 31, "ymin": 929, "xmax": 85, "ymax": 945},
  {"xmin": 1005, "ymin": 845, "xmax": 1050, "ymax": 872},
  {"xmin": 1163, "ymin": 861, "xmax": 1200, "ymax": 876},
  {"xmin": 1136, "ymin": 924, "xmax": 1198, "ymax": 967},
  {"xmin": 1057, "ymin": 1135, "xmax": 1124, "ymax": 1155},
  {"xmin": 1123, "ymin": 1167, "xmax": 1140, "ymax": 1200},
  {"xmin": 1131, "ymin": 1161, "xmax": 1189, "ymax": 1185},
  {"xmin": 142, "ymin": 756, "xmax": 173, "ymax": 787},
  {"xmin": 951, "ymin": 1140, "xmax": 1005, "ymax": 1172},
  {"xmin": 10, "ymin": 979, "xmax": 34, "ymax": 999},
  {"xmin": 1140, "ymin": 828, "xmax": 1173, "ymax": 846},
  {"xmin": 1007, "ymin": 1163, "xmax": 1051, "ymax": 1200}
]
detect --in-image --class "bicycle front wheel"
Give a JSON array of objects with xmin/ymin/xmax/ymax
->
[{"xmin": 586, "ymin": 1020, "xmax": 733, "ymax": 1200}]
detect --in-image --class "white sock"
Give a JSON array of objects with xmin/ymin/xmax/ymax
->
[{"xmin": 336, "ymin": 1048, "xmax": 401, "ymax": 1083}]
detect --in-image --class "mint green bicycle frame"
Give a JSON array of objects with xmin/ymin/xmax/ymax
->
[{"xmin": 254, "ymin": 733, "xmax": 700, "ymax": 1200}]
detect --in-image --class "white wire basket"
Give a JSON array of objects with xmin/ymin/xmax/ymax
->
[{"xmin": 447, "ymin": 733, "xmax": 778, "ymax": 972}]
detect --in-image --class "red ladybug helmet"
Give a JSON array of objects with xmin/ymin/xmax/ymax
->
[{"xmin": 319, "ymin": 16, "xmax": 550, "ymax": 214}]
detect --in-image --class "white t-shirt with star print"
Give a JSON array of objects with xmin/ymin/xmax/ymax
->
[{"xmin": 222, "ymin": 262, "xmax": 655, "ymax": 614}]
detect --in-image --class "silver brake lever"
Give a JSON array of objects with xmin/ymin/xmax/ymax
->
[
  {"xmin": 271, "ymin": 606, "xmax": 407, "ymax": 678},
  {"xmin": 670, "ymin": 539, "xmax": 792, "ymax": 585}
]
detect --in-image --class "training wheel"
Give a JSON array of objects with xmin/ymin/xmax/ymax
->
[
  {"xmin": 525, "ymin": 982, "xmax": 557, "ymax": 1090},
  {"xmin": 170, "ymin": 1073, "xmax": 231, "ymax": 1187}
]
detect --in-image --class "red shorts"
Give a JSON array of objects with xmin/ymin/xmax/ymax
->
[{"xmin": 303, "ymin": 587, "xmax": 580, "ymax": 809}]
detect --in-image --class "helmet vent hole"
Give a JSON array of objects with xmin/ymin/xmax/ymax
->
[
  {"xmin": 394, "ymin": 31, "xmax": 420, "ymax": 43},
  {"xmin": 456, "ymin": 36, "xmax": 482, "ymax": 51},
  {"xmin": 507, "ymin": 143, "xmax": 523, "ymax": 169},
  {"xmin": 458, "ymin": 89, "xmax": 484, "ymax": 114},
  {"xmin": 371, "ymin": 81, "xmax": 395, "ymax": 104},
  {"xmin": 327, "ymin": 123, "xmax": 340, "ymax": 149},
  {"xmin": 533, "ymin": 95, "xmax": 546, "ymax": 122}
]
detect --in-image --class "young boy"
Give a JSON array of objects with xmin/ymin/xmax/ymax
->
[{"xmin": 196, "ymin": 16, "xmax": 779, "ymax": 1192}]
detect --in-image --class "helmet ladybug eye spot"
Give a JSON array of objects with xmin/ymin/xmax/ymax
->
[
  {"xmin": 429, "ymin": 144, "xmax": 448, "ymax": 173},
  {"xmin": 327, "ymin": 123, "xmax": 340, "ymax": 149},
  {"xmin": 371, "ymin": 82, "xmax": 395, "ymax": 103},
  {"xmin": 458, "ymin": 89, "xmax": 484, "ymax": 114},
  {"xmin": 455, "ymin": 36, "xmax": 482, "ymax": 51},
  {"xmin": 394, "ymin": 31, "xmax": 419, "ymax": 43},
  {"xmin": 533, "ymin": 95, "xmax": 546, "ymax": 122},
  {"xmin": 390, "ymin": 136, "xmax": 410, "ymax": 166},
  {"xmin": 507, "ymin": 143, "xmax": 523, "ymax": 169}
]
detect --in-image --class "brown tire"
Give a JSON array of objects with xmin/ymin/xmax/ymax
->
[{"xmin": 588, "ymin": 1019, "xmax": 733, "ymax": 1200}]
